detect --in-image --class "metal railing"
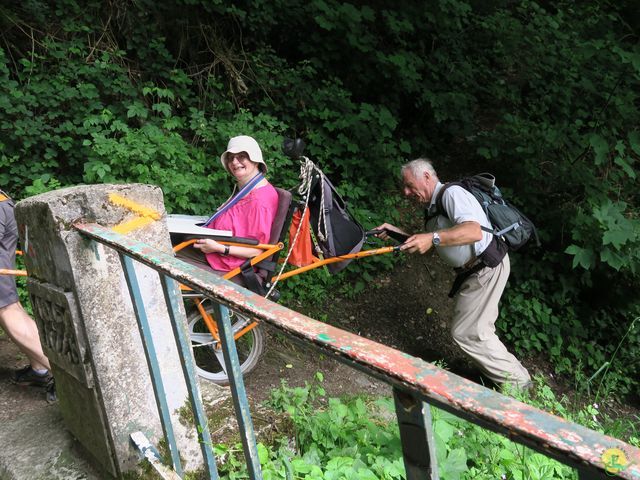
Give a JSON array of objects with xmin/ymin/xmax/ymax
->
[{"xmin": 75, "ymin": 222, "xmax": 640, "ymax": 480}]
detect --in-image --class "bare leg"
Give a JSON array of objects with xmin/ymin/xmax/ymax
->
[{"xmin": 0, "ymin": 301, "xmax": 50, "ymax": 371}]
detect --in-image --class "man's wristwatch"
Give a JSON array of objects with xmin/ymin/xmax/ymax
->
[{"xmin": 432, "ymin": 232, "xmax": 441, "ymax": 246}]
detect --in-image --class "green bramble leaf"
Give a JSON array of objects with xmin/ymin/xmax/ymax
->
[
  {"xmin": 629, "ymin": 131, "xmax": 640, "ymax": 156},
  {"xmin": 614, "ymin": 155, "xmax": 636, "ymax": 179},
  {"xmin": 602, "ymin": 228, "xmax": 635, "ymax": 248},
  {"xmin": 565, "ymin": 245, "xmax": 596, "ymax": 269},
  {"xmin": 589, "ymin": 134, "xmax": 609, "ymax": 165}
]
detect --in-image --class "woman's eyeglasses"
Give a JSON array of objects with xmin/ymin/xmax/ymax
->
[{"xmin": 226, "ymin": 152, "xmax": 250, "ymax": 163}]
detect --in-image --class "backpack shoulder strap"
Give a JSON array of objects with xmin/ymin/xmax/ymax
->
[
  {"xmin": 434, "ymin": 182, "xmax": 463, "ymax": 216},
  {"xmin": 425, "ymin": 180, "xmax": 497, "ymax": 235},
  {"xmin": 424, "ymin": 182, "xmax": 459, "ymax": 227}
]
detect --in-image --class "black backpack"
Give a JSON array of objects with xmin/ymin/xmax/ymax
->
[
  {"xmin": 432, "ymin": 173, "xmax": 539, "ymax": 252},
  {"xmin": 307, "ymin": 174, "xmax": 365, "ymax": 274}
]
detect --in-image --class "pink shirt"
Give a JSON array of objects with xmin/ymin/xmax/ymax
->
[{"xmin": 205, "ymin": 183, "xmax": 279, "ymax": 272}]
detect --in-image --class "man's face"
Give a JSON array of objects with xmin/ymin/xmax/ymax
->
[{"xmin": 402, "ymin": 169, "xmax": 432, "ymax": 204}]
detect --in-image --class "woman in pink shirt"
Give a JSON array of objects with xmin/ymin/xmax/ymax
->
[{"xmin": 192, "ymin": 135, "xmax": 279, "ymax": 273}]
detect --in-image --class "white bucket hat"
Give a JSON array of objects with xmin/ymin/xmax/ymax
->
[{"xmin": 220, "ymin": 135, "xmax": 267, "ymax": 173}]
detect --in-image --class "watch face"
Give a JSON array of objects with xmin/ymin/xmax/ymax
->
[{"xmin": 432, "ymin": 232, "xmax": 440, "ymax": 245}]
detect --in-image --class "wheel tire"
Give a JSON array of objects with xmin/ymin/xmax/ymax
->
[{"xmin": 187, "ymin": 307, "xmax": 265, "ymax": 385}]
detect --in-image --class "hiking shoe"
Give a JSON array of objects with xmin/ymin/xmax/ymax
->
[
  {"xmin": 12, "ymin": 365, "xmax": 53, "ymax": 387},
  {"xmin": 45, "ymin": 378, "xmax": 58, "ymax": 403}
]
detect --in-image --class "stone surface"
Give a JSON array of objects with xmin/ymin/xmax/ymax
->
[
  {"xmin": 13, "ymin": 184, "xmax": 204, "ymax": 477},
  {"xmin": 0, "ymin": 335, "xmax": 231, "ymax": 480},
  {"xmin": 0, "ymin": 406, "xmax": 103, "ymax": 480}
]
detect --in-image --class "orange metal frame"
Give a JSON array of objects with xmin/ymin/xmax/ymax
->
[
  {"xmin": 174, "ymin": 237, "xmax": 397, "ymax": 349},
  {"xmin": 1, "ymin": 250, "xmax": 27, "ymax": 276},
  {"xmin": 5, "ymin": 236, "xmax": 397, "ymax": 349}
]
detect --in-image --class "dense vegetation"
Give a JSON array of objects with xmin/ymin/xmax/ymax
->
[
  {"xmin": 1, "ymin": 1, "xmax": 638, "ymax": 397},
  {"xmin": 207, "ymin": 376, "xmax": 639, "ymax": 479}
]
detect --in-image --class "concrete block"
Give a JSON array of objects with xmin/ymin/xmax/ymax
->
[{"xmin": 15, "ymin": 184, "xmax": 203, "ymax": 477}]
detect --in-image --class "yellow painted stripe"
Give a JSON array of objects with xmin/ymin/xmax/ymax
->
[
  {"xmin": 112, "ymin": 216, "xmax": 154, "ymax": 234},
  {"xmin": 108, "ymin": 193, "xmax": 161, "ymax": 220}
]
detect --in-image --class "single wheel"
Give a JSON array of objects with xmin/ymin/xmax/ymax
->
[{"xmin": 187, "ymin": 306, "xmax": 265, "ymax": 385}]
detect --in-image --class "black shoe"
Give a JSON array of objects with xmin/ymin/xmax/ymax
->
[
  {"xmin": 12, "ymin": 365, "xmax": 53, "ymax": 387},
  {"xmin": 45, "ymin": 378, "xmax": 57, "ymax": 403}
]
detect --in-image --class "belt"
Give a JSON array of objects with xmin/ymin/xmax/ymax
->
[
  {"xmin": 449, "ymin": 260, "xmax": 486, "ymax": 298},
  {"xmin": 454, "ymin": 257, "xmax": 481, "ymax": 274}
]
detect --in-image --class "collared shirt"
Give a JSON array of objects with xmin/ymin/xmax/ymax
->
[{"xmin": 425, "ymin": 182, "xmax": 493, "ymax": 268}]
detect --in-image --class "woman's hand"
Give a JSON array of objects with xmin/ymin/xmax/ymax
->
[
  {"xmin": 193, "ymin": 238, "xmax": 223, "ymax": 254},
  {"xmin": 193, "ymin": 238, "xmax": 264, "ymax": 259}
]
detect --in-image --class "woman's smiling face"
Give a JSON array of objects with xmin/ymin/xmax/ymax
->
[{"xmin": 226, "ymin": 152, "xmax": 260, "ymax": 183}]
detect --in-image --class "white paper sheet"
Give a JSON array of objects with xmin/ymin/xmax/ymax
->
[{"xmin": 166, "ymin": 214, "xmax": 232, "ymax": 237}]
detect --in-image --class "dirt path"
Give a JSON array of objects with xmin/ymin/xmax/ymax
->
[{"xmin": 0, "ymin": 336, "xmax": 54, "ymax": 421}]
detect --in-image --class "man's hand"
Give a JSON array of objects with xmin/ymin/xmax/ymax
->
[
  {"xmin": 193, "ymin": 238, "xmax": 222, "ymax": 254},
  {"xmin": 401, "ymin": 233, "xmax": 434, "ymax": 254},
  {"xmin": 374, "ymin": 223, "xmax": 409, "ymax": 242}
]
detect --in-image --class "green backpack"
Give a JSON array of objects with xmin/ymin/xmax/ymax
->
[{"xmin": 432, "ymin": 173, "xmax": 539, "ymax": 251}]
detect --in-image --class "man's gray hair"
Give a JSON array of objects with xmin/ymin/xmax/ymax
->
[{"xmin": 401, "ymin": 158, "xmax": 438, "ymax": 180}]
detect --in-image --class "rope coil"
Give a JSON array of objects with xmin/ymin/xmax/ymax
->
[{"xmin": 265, "ymin": 157, "xmax": 327, "ymax": 298}]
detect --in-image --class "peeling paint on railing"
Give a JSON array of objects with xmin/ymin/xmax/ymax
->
[{"xmin": 75, "ymin": 223, "xmax": 640, "ymax": 480}]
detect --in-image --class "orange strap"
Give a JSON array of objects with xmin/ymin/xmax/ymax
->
[{"xmin": 0, "ymin": 193, "xmax": 8, "ymax": 202}]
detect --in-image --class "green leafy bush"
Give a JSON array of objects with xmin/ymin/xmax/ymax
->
[
  {"xmin": 206, "ymin": 375, "xmax": 637, "ymax": 479},
  {"xmin": 1, "ymin": 0, "xmax": 639, "ymax": 396}
]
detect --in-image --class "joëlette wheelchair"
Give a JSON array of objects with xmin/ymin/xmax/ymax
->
[{"xmin": 170, "ymin": 140, "xmax": 404, "ymax": 385}]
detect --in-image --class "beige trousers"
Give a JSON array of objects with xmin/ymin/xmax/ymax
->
[{"xmin": 451, "ymin": 254, "xmax": 531, "ymax": 387}]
